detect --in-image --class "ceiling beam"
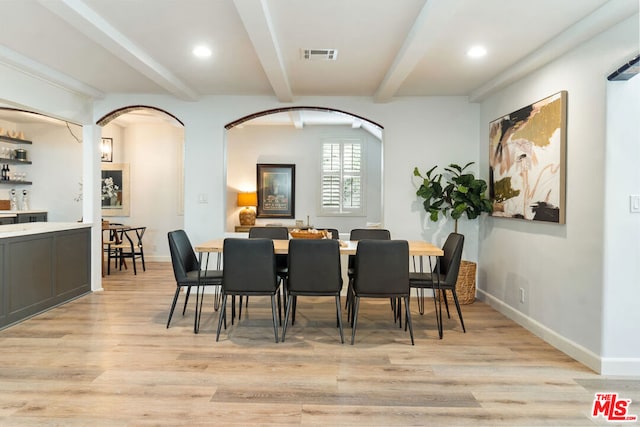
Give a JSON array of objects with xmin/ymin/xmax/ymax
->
[
  {"xmin": 233, "ymin": 0, "xmax": 293, "ymax": 102},
  {"xmin": 0, "ymin": 45, "xmax": 104, "ymax": 99},
  {"xmin": 374, "ymin": 0, "xmax": 457, "ymax": 103},
  {"xmin": 289, "ymin": 110, "xmax": 303, "ymax": 129},
  {"xmin": 38, "ymin": 0, "xmax": 199, "ymax": 101}
]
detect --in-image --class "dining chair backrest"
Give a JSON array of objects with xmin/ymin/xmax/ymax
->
[
  {"xmin": 322, "ymin": 228, "xmax": 340, "ymax": 240},
  {"xmin": 121, "ymin": 226, "xmax": 146, "ymax": 249},
  {"xmin": 436, "ymin": 233, "xmax": 465, "ymax": 287},
  {"xmin": 222, "ymin": 238, "xmax": 277, "ymax": 293},
  {"xmin": 348, "ymin": 228, "xmax": 390, "ymax": 270},
  {"xmin": 287, "ymin": 239, "xmax": 342, "ymax": 294},
  {"xmin": 248, "ymin": 226, "xmax": 289, "ymax": 240},
  {"xmin": 349, "ymin": 228, "xmax": 390, "ymax": 241},
  {"xmin": 167, "ymin": 229, "xmax": 199, "ymax": 282},
  {"xmin": 353, "ymin": 240, "xmax": 409, "ymax": 296}
]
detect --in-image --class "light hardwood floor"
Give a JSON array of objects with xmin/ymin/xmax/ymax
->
[{"xmin": 0, "ymin": 262, "xmax": 638, "ymax": 426}]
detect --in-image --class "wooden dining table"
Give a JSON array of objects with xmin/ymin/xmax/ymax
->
[{"xmin": 193, "ymin": 238, "xmax": 444, "ymax": 335}]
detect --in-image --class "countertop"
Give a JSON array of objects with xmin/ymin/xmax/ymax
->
[
  {"xmin": 0, "ymin": 210, "xmax": 47, "ymax": 217},
  {"xmin": 0, "ymin": 222, "xmax": 91, "ymax": 238}
]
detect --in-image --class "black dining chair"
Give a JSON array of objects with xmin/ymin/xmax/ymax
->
[
  {"xmin": 216, "ymin": 238, "xmax": 280, "ymax": 343},
  {"xmin": 409, "ymin": 232, "xmax": 466, "ymax": 334},
  {"xmin": 112, "ymin": 226, "xmax": 147, "ymax": 275},
  {"xmin": 350, "ymin": 239, "xmax": 414, "ymax": 345},
  {"xmin": 167, "ymin": 230, "xmax": 222, "ymax": 330},
  {"xmin": 315, "ymin": 228, "xmax": 340, "ymax": 240},
  {"xmin": 282, "ymin": 239, "xmax": 344, "ymax": 343},
  {"xmin": 346, "ymin": 228, "xmax": 391, "ymax": 317},
  {"xmin": 247, "ymin": 226, "xmax": 289, "ymax": 322}
]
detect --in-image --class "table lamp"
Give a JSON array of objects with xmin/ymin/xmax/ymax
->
[{"xmin": 237, "ymin": 191, "xmax": 257, "ymax": 226}]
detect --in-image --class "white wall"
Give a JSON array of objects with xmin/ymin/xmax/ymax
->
[
  {"xmin": 226, "ymin": 124, "xmax": 382, "ymax": 232},
  {"xmin": 602, "ymin": 74, "xmax": 640, "ymax": 374},
  {"xmin": 93, "ymin": 96, "xmax": 478, "ymax": 255},
  {"xmin": 102, "ymin": 121, "xmax": 184, "ymax": 262},
  {"xmin": 477, "ymin": 16, "xmax": 639, "ymax": 374}
]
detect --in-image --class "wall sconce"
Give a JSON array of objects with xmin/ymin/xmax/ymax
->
[
  {"xmin": 101, "ymin": 137, "xmax": 113, "ymax": 162},
  {"xmin": 237, "ymin": 191, "xmax": 257, "ymax": 226}
]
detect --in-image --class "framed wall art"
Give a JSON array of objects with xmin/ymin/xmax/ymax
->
[
  {"xmin": 101, "ymin": 163, "xmax": 130, "ymax": 217},
  {"xmin": 256, "ymin": 163, "xmax": 295, "ymax": 218},
  {"xmin": 489, "ymin": 91, "xmax": 567, "ymax": 224}
]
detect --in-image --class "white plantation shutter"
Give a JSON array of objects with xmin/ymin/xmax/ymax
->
[{"xmin": 321, "ymin": 139, "xmax": 365, "ymax": 215}]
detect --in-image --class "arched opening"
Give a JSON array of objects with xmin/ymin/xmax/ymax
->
[
  {"xmin": 99, "ymin": 106, "xmax": 185, "ymax": 262},
  {"xmin": 225, "ymin": 107, "xmax": 384, "ymax": 234}
]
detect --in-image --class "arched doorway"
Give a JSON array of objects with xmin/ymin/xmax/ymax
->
[
  {"xmin": 97, "ymin": 106, "xmax": 185, "ymax": 262},
  {"xmin": 225, "ymin": 107, "xmax": 384, "ymax": 234}
]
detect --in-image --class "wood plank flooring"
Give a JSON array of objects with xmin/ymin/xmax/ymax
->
[{"xmin": 1, "ymin": 262, "xmax": 639, "ymax": 426}]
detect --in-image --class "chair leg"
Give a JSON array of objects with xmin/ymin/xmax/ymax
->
[
  {"xmin": 140, "ymin": 249, "xmax": 146, "ymax": 271},
  {"xmin": 404, "ymin": 295, "xmax": 414, "ymax": 345},
  {"xmin": 443, "ymin": 290, "xmax": 451, "ymax": 318},
  {"xmin": 271, "ymin": 294, "xmax": 279, "ymax": 343},
  {"xmin": 350, "ymin": 296, "xmax": 360, "ymax": 345},
  {"xmin": 216, "ymin": 294, "xmax": 228, "ymax": 341},
  {"xmin": 282, "ymin": 294, "xmax": 293, "ymax": 342},
  {"xmin": 335, "ymin": 296, "xmax": 344, "ymax": 344},
  {"xmin": 291, "ymin": 295, "xmax": 297, "ymax": 325},
  {"xmin": 416, "ymin": 288, "xmax": 425, "ymax": 315},
  {"xmin": 182, "ymin": 286, "xmax": 192, "ymax": 315},
  {"xmin": 451, "ymin": 290, "xmax": 466, "ymax": 333},
  {"xmin": 166, "ymin": 287, "xmax": 182, "ymax": 328},
  {"xmin": 213, "ymin": 286, "xmax": 221, "ymax": 312},
  {"xmin": 238, "ymin": 295, "xmax": 243, "ymax": 320}
]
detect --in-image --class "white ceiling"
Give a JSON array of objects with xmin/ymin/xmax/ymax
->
[{"xmin": 0, "ymin": 0, "xmax": 637, "ymax": 127}]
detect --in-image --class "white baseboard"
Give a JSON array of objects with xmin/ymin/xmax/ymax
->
[
  {"xmin": 600, "ymin": 358, "xmax": 640, "ymax": 376},
  {"xmin": 476, "ymin": 289, "xmax": 603, "ymax": 374}
]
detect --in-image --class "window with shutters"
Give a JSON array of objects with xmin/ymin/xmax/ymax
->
[{"xmin": 320, "ymin": 138, "xmax": 365, "ymax": 216}]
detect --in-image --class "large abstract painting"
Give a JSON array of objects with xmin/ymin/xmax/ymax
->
[{"xmin": 489, "ymin": 91, "xmax": 567, "ymax": 224}]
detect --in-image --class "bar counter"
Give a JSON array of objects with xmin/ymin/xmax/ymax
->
[{"xmin": 0, "ymin": 222, "xmax": 92, "ymax": 330}]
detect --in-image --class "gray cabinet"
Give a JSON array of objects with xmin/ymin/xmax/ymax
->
[
  {"xmin": 0, "ymin": 216, "xmax": 15, "ymax": 225},
  {"xmin": 16, "ymin": 212, "xmax": 47, "ymax": 223},
  {"xmin": 0, "ymin": 227, "xmax": 90, "ymax": 330}
]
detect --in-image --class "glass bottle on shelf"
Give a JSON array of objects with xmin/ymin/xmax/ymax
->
[
  {"xmin": 9, "ymin": 189, "xmax": 18, "ymax": 210},
  {"xmin": 21, "ymin": 189, "xmax": 29, "ymax": 211}
]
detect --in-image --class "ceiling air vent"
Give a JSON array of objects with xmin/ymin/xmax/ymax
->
[{"xmin": 302, "ymin": 49, "xmax": 338, "ymax": 61}]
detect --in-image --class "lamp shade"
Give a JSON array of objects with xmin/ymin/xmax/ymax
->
[{"xmin": 237, "ymin": 191, "xmax": 257, "ymax": 207}]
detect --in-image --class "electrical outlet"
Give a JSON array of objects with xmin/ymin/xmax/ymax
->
[{"xmin": 519, "ymin": 288, "xmax": 525, "ymax": 304}]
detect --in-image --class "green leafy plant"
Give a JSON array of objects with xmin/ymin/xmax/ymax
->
[{"xmin": 414, "ymin": 162, "xmax": 492, "ymax": 233}]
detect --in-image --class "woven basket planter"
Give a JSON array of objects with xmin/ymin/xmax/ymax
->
[{"xmin": 439, "ymin": 260, "xmax": 476, "ymax": 305}]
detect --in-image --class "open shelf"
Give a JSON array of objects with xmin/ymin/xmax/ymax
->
[{"xmin": 0, "ymin": 135, "xmax": 32, "ymax": 145}]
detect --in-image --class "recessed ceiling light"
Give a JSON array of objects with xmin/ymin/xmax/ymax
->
[
  {"xmin": 193, "ymin": 45, "xmax": 212, "ymax": 58},
  {"xmin": 467, "ymin": 45, "xmax": 487, "ymax": 58}
]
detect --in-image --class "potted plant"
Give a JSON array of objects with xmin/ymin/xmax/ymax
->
[{"xmin": 413, "ymin": 162, "xmax": 492, "ymax": 304}]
